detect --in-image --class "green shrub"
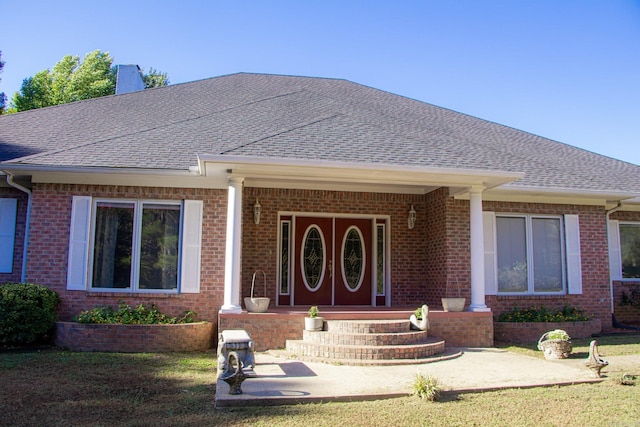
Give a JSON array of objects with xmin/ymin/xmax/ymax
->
[
  {"xmin": 0, "ymin": 283, "xmax": 60, "ymax": 345},
  {"xmin": 412, "ymin": 371, "xmax": 441, "ymax": 401},
  {"xmin": 73, "ymin": 302, "xmax": 197, "ymax": 324},
  {"xmin": 497, "ymin": 304, "xmax": 591, "ymax": 322}
]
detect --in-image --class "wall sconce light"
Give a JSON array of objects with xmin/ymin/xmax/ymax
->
[
  {"xmin": 254, "ymin": 198, "xmax": 262, "ymax": 225},
  {"xmin": 408, "ymin": 205, "xmax": 417, "ymax": 229}
]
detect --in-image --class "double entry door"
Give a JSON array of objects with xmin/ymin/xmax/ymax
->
[{"xmin": 293, "ymin": 216, "xmax": 373, "ymax": 306}]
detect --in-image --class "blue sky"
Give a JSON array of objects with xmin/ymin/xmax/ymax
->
[{"xmin": 1, "ymin": 1, "xmax": 639, "ymax": 165}]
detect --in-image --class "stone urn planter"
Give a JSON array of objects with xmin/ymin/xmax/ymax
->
[
  {"xmin": 441, "ymin": 297, "xmax": 466, "ymax": 312},
  {"xmin": 441, "ymin": 278, "xmax": 465, "ymax": 312},
  {"xmin": 244, "ymin": 270, "xmax": 270, "ymax": 313},
  {"xmin": 537, "ymin": 329, "xmax": 572, "ymax": 360},
  {"xmin": 304, "ymin": 306, "xmax": 324, "ymax": 331}
]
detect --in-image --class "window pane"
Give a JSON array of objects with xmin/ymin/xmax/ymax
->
[
  {"xmin": 532, "ymin": 218, "xmax": 563, "ymax": 292},
  {"xmin": 303, "ymin": 227, "xmax": 324, "ymax": 290},
  {"xmin": 377, "ymin": 225, "xmax": 385, "ymax": 295},
  {"xmin": 92, "ymin": 202, "xmax": 134, "ymax": 288},
  {"xmin": 621, "ymin": 224, "xmax": 640, "ymax": 279},
  {"xmin": 139, "ymin": 204, "xmax": 180, "ymax": 290},
  {"xmin": 496, "ymin": 217, "xmax": 528, "ymax": 292},
  {"xmin": 280, "ymin": 222, "xmax": 290, "ymax": 294},
  {"xmin": 342, "ymin": 227, "xmax": 364, "ymax": 290}
]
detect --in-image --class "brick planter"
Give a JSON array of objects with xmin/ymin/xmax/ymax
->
[
  {"xmin": 54, "ymin": 321, "xmax": 215, "ymax": 352},
  {"xmin": 494, "ymin": 319, "xmax": 602, "ymax": 344}
]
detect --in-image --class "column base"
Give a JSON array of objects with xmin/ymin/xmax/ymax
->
[
  {"xmin": 220, "ymin": 305, "xmax": 243, "ymax": 314},
  {"xmin": 468, "ymin": 305, "xmax": 492, "ymax": 313}
]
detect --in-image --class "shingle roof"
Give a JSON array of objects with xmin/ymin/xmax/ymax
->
[{"xmin": 1, "ymin": 72, "xmax": 638, "ymax": 193}]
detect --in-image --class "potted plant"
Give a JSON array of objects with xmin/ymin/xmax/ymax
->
[
  {"xmin": 441, "ymin": 278, "xmax": 466, "ymax": 312},
  {"xmin": 537, "ymin": 329, "xmax": 572, "ymax": 360},
  {"xmin": 410, "ymin": 304, "xmax": 429, "ymax": 331},
  {"xmin": 304, "ymin": 306, "xmax": 324, "ymax": 331}
]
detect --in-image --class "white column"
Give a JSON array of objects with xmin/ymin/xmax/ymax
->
[
  {"xmin": 469, "ymin": 186, "xmax": 490, "ymax": 312},
  {"xmin": 221, "ymin": 176, "xmax": 244, "ymax": 313}
]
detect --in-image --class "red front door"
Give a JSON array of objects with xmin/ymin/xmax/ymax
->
[{"xmin": 293, "ymin": 216, "xmax": 372, "ymax": 306}]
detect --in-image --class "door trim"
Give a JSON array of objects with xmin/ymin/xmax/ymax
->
[{"xmin": 277, "ymin": 211, "xmax": 391, "ymax": 307}]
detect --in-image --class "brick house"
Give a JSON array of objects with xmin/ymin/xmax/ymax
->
[{"xmin": 1, "ymin": 73, "xmax": 639, "ymax": 348}]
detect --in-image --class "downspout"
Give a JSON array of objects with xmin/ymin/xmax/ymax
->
[
  {"xmin": 4, "ymin": 172, "xmax": 31, "ymax": 283},
  {"xmin": 606, "ymin": 202, "xmax": 640, "ymax": 331}
]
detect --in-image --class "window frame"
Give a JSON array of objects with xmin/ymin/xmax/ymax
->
[
  {"xmin": 495, "ymin": 213, "xmax": 567, "ymax": 295},
  {"xmin": 88, "ymin": 198, "xmax": 184, "ymax": 294},
  {"xmin": 618, "ymin": 221, "xmax": 640, "ymax": 281}
]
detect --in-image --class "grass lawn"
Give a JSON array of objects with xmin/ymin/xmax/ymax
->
[{"xmin": 0, "ymin": 333, "xmax": 638, "ymax": 427}]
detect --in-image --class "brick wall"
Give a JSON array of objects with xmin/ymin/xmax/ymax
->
[
  {"xmin": 0, "ymin": 187, "xmax": 29, "ymax": 284},
  {"xmin": 25, "ymin": 183, "xmax": 227, "ymax": 322},
  {"xmin": 219, "ymin": 312, "xmax": 305, "ymax": 351},
  {"xmin": 54, "ymin": 321, "xmax": 215, "ymax": 352},
  {"xmin": 428, "ymin": 311, "xmax": 494, "ymax": 347},
  {"xmin": 241, "ymin": 187, "xmax": 429, "ymax": 307},
  {"xmin": 483, "ymin": 202, "xmax": 612, "ymax": 329}
]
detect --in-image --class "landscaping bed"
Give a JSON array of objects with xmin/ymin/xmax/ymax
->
[{"xmin": 494, "ymin": 319, "xmax": 601, "ymax": 344}]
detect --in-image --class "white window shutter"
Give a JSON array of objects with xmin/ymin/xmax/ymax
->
[
  {"xmin": 0, "ymin": 199, "xmax": 18, "ymax": 273},
  {"xmin": 67, "ymin": 196, "xmax": 92, "ymax": 290},
  {"xmin": 608, "ymin": 220, "xmax": 622, "ymax": 281},
  {"xmin": 483, "ymin": 211, "xmax": 497, "ymax": 295},
  {"xmin": 564, "ymin": 214, "xmax": 582, "ymax": 294},
  {"xmin": 180, "ymin": 200, "xmax": 203, "ymax": 293}
]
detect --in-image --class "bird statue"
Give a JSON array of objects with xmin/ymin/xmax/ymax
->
[
  {"xmin": 410, "ymin": 304, "xmax": 429, "ymax": 332},
  {"xmin": 584, "ymin": 340, "xmax": 608, "ymax": 378}
]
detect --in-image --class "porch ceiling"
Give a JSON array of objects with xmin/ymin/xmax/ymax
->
[{"xmin": 199, "ymin": 154, "xmax": 524, "ymax": 195}]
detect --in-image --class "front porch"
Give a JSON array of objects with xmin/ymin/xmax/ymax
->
[{"xmin": 218, "ymin": 306, "xmax": 494, "ymax": 351}]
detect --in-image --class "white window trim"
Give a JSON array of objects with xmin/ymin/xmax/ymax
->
[
  {"xmin": 495, "ymin": 213, "xmax": 567, "ymax": 296},
  {"xmin": 618, "ymin": 221, "xmax": 640, "ymax": 281}
]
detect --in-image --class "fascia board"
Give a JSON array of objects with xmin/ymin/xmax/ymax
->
[{"xmin": 198, "ymin": 154, "xmax": 524, "ymax": 189}]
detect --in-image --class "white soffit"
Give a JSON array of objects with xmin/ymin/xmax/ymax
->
[
  {"xmin": 471, "ymin": 185, "xmax": 640, "ymax": 207},
  {"xmin": 199, "ymin": 155, "xmax": 524, "ymax": 194}
]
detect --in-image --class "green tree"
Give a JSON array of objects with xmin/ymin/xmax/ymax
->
[{"xmin": 10, "ymin": 50, "xmax": 168, "ymax": 112}]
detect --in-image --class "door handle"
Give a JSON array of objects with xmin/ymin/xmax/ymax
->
[{"xmin": 328, "ymin": 260, "xmax": 333, "ymax": 278}]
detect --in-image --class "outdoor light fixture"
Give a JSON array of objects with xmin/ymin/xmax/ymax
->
[
  {"xmin": 254, "ymin": 198, "xmax": 262, "ymax": 225},
  {"xmin": 408, "ymin": 205, "xmax": 417, "ymax": 229}
]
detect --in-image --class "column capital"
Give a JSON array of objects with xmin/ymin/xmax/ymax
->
[
  {"xmin": 228, "ymin": 176, "xmax": 245, "ymax": 186},
  {"xmin": 468, "ymin": 185, "xmax": 485, "ymax": 195}
]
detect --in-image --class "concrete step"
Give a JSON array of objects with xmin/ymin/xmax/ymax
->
[
  {"xmin": 285, "ymin": 338, "xmax": 445, "ymax": 361},
  {"xmin": 325, "ymin": 319, "xmax": 410, "ymax": 334},
  {"xmin": 303, "ymin": 329, "xmax": 429, "ymax": 346}
]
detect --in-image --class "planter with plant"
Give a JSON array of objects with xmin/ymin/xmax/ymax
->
[
  {"xmin": 537, "ymin": 329, "xmax": 572, "ymax": 360},
  {"xmin": 304, "ymin": 306, "xmax": 324, "ymax": 331},
  {"xmin": 441, "ymin": 278, "xmax": 465, "ymax": 312}
]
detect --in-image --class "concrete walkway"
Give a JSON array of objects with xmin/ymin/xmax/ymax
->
[{"xmin": 215, "ymin": 348, "xmax": 603, "ymax": 408}]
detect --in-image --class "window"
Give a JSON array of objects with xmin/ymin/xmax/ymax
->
[
  {"xmin": 376, "ymin": 223, "xmax": 385, "ymax": 296},
  {"xmin": 620, "ymin": 223, "xmax": 640, "ymax": 279},
  {"xmin": 496, "ymin": 215, "xmax": 565, "ymax": 294},
  {"xmin": 67, "ymin": 196, "xmax": 203, "ymax": 293},
  {"xmin": 279, "ymin": 220, "xmax": 291, "ymax": 295},
  {"xmin": 0, "ymin": 198, "xmax": 18, "ymax": 273},
  {"xmin": 91, "ymin": 200, "xmax": 181, "ymax": 292}
]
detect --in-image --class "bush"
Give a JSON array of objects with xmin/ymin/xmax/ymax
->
[
  {"xmin": 73, "ymin": 302, "xmax": 197, "ymax": 324},
  {"xmin": 0, "ymin": 283, "xmax": 59, "ymax": 345},
  {"xmin": 412, "ymin": 371, "xmax": 441, "ymax": 401},
  {"xmin": 496, "ymin": 304, "xmax": 591, "ymax": 322}
]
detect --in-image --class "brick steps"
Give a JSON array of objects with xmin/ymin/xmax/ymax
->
[{"xmin": 285, "ymin": 319, "xmax": 446, "ymax": 365}]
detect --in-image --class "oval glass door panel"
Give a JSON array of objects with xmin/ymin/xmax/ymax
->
[
  {"xmin": 342, "ymin": 226, "xmax": 365, "ymax": 292},
  {"xmin": 302, "ymin": 225, "xmax": 325, "ymax": 291}
]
